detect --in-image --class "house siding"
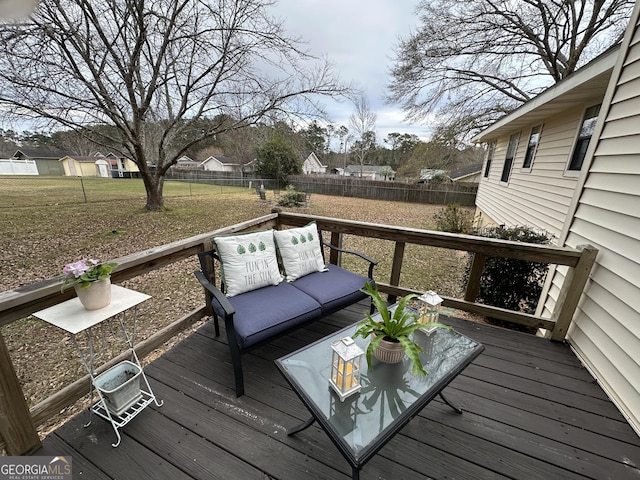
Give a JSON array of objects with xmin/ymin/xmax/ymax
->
[
  {"xmin": 123, "ymin": 158, "xmax": 140, "ymax": 173},
  {"xmin": 207, "ymin": 164, "xmax": 235, "ymax": 172},
  {"xmin": 302, "ymin": 153, "xmax": 326, "ymax": 174},
  {"xmin": 202, "ymin": 159, "xmax": 236, "ymax": 172},
  {"xmin": 473, "ymin": 5, "xmax": 640, "ymax": 435},
  {"xmin": 476, "ymin": 107, "xmax": 595, "ymax": 239},
  {"xmin": 551, "ymin": 6, "xmax": 640, "ymax": 435}
]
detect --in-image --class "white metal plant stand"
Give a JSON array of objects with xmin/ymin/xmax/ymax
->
[{"xmin": 34, "ymin": 285, "xmax": 163, "ymax": 447}]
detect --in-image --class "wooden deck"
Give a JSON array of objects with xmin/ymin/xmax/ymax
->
[{"xmin": 35, "ymin": 301, "xmax": 640, "ymax": 479}]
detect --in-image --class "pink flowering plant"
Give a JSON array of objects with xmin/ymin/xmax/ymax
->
[{"xmin": 61, "ymin": 259, "xmax": 118, "ymax": 291}]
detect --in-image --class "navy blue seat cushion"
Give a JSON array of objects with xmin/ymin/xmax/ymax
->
[
  {"xmin": 291, "ymin": 264, "xmax": 370, "ymax": 314},
  {"xmin": 212, "ymin": 282, "xmax": 321, "ymax": 350}
]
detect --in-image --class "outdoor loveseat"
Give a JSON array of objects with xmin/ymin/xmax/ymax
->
[{"xmin": 194, "ymin": 222, "xmax": 376, "ymax": 396}]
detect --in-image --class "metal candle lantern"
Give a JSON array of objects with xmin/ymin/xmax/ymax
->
[
  {"xmin": 417, "ymin": 290, "xmax": 443, "ymax": 334},
  {"xmin": 329, "ymin": 336, "xmax": 363, "ymax": 401}
]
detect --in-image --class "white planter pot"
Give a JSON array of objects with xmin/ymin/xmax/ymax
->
[
  {"xmin": 75, "ymin": 278, "xmax": 111, "ymax": 310},
  {"xmin": 373, "ymin": 337, "xmax": 405, "ymax": 364},
  {"xmin": 94, "ymin": 360, "xmax": 143, "ymax": 416}
]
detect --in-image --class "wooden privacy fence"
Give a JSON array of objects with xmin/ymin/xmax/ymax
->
[
  {"xmin": 287, "ymin": 175, "xmax": 478, "ymax": 206},
  {"xmin": 0, "ymin": 212, "xmax": 596, "ymax": 455},
  {"xmin": 162, "ymin": 171, "xmax": 479, "ymax": 205}
]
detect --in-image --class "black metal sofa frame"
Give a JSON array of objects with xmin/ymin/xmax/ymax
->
[{"xmin": 194, "ymin": 233, "xmax": 376, "ymax": 397}]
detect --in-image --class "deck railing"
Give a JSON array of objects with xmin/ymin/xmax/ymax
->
[{"xmin": 0, "ymin": 211, "xmax": 597, "ymax": 455}]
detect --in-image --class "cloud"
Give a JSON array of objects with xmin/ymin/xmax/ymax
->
[{"xmin": 271, "ymin": 0, "xmax": 429, "ymax": 141}]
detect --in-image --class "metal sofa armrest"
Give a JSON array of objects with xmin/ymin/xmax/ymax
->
[
  {"xmin": 322, "ymin": 241, "xmax": 378, "ymax": 279},
  {"xmin": 194, "ymin": 269, "xmax": 235, "ymax": 317},
  {"xmin": 194, "ymin": 268, "xmax": 246, "ymax": 396}
]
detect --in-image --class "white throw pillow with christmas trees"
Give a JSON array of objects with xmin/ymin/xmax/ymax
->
[
  {"xmin": 274, "ymin": 222, "xmax": 327, "ymax": 282},
  {"xmin": 213, "ymin": 229, "xmax": 283, "ymax": 297}
]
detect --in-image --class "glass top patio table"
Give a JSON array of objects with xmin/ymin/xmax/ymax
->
[{"xmin": 275, "ymin": 307, "xmax": 484, "ymax": 480}]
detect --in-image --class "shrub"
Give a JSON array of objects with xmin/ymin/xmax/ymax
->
[
  {"xmin": 466, "ymin": 225, "xmax": 554, "ymax": 331},
  {"xmin": 277, "ymin": 184, "xmax": 305, "ymax": 207},
  {"xmin": 433, "ymin": 204, "xmax": 475, "ymax": 234}
]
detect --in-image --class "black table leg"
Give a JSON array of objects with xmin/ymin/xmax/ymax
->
[
  {"xmin": 439, "ymin": 392, "xmax": 463, "ymax": 414},
  {"xmin": 287, "ymin": 416, "xmax": 316, "ymax": 435},
  {"xmin": 352, "ymin": 465, "xmax": 360, "ymax": 480}
]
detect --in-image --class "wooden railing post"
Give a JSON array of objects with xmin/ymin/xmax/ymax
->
[
  {"xmin": 0, "ymin": 332, "xmax": 41, "ymax": 455},
  {"xmin": 201, "ymin": 239, "xmax": 215, "ymax": 317},
  {"xmin": 387, "ymin": 242, "xmax": 405, "ymax": 304},
  {"xmin": 464, "ymin": 252, "xmax": 486, "ymax": 302},
  {"xmin": 549, "ymin": 245, "xmax": 598, "ymax": 341},
  {"xmin": 330, "ymin": 231, "xmax": 343, "ymax": 266}
]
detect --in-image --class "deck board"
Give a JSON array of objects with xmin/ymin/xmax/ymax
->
[{"xmin": 36, "ymin": 301, "xmax": 640, "ymax": 479}]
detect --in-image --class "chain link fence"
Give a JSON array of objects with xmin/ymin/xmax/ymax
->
[
  {"xmin": 0, "ymin": 175, "xmax": 263, "ymax": 208},
  {"xmin": 1, "ymin": 171, "xmax": 478, "ymax": 208}
]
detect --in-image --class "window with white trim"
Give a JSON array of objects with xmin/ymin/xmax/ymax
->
[
  {"xmin": 501, "ymin": 133, "xmax": 519, "ymax": 183},
  {"xmin": 522, "ymin": 125, "xmax": 541, "ymax": 171},
  {"xmin": 483, "ymin": 141, "xmax": 496, "ymax": 178},
  {"xmin": 568, "ymin": 104, "xmax": 601, "ymax": 171}
]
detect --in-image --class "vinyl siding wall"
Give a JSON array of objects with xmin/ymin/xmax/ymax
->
[
  {"xmin": 123, "ymin": 158, "xmax": 140, "ymax": 173},
  {"xmin": 476, "ymin": 105, "xmax": 600, "ymax": 240},
  {"xmin": 563, "ymin": 12, "xmax": 640, "ymax": 435}
]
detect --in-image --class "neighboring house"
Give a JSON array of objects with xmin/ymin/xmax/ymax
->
[
  {"xmin": 449, "ymin": 163, "xmax": 483, "ymax": 183},
  {"xmin": 173, "ymin": 155, "xmax": 200, "ymax": 169},
  {"xmin": 472, "ymin": 2, "xmax": 640, "ymax": 436},
  {"xmin": 344, "ymin": 164, "xmax": 395, "ymax": 180},
  {"xmin": 201, "ymin": 155, "xmax": 242, "ymax": 172},
  {"xmin": 302, "ymin": 152, "xmax": 326, "ymax": 174},
  {"xmin": 100, "ymin": 152, "xmax": 140, "ymax": 178},
  {"xmin": 243, "ymin": 159, "xmax": 256, "ymax": 173},
  {"xmin": 12, "ymin": 148, "xmax": 65, "ymax": 175}
]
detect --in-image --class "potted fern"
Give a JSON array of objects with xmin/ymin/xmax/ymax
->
[{"xmin": 353, "ymin": 282, "xmax": 453, "ymax": 376}]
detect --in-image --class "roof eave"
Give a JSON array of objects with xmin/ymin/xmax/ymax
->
[{"xmin": 472, "ymin": 46, "xmax": 619, "ymax": 144}]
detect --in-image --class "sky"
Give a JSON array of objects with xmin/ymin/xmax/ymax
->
[
  {"xmin": 1, "ymin": 0, "xmax": 429, "ymax": 145},
  {"xmin": 270, "ymin": 0, "xmax": 430, "ymax": 144}
]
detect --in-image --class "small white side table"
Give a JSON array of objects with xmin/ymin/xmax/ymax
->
[{"xmin": 33, "ymin": 284, "xmax": 163, "ymax": 447}]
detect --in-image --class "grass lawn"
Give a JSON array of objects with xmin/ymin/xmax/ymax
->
[
  {"xmin": 0, "ymin": 177, "xmax": 472, "ymax": 438},
  {"xmin": 0, "ymin": 176, "xmax": 245, "ymax": 207}
]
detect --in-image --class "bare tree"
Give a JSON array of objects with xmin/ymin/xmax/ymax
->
[
  {"xmin": 336, "ymin": 125, "xmax": 349, "ymax": 168},
  {"xmin": 388, "ymin": 0, "xmax": 634, "ymax": 138},
  {"xmin": 0, "ymin": 0, "xmax": 348, "ymax": 210},
  {"xmin": 348, "ymin": 95, "xmax": 376, "ymax": 175},
  {"xmin": 47, "ymin": 129, "xmax": 103, "ymax": 156}
]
